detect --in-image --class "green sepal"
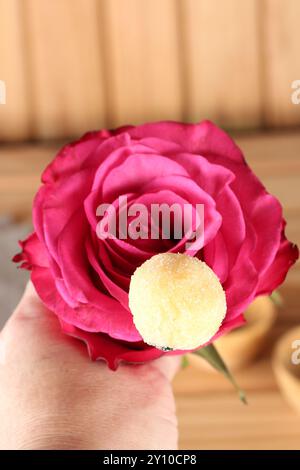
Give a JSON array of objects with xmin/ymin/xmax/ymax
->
[{"xmin": 193, "ymin": 343, "xmax": 247, "ymax": 404}]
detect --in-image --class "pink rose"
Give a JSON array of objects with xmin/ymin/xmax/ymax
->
[{"xmin": 14, "ymin": 121, "xmax": 298, "ymax": 369}]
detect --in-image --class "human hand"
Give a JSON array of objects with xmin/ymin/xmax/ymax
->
[{"xmin": 0, "ymin": 283, "xmax": 179, "ymax": 450}]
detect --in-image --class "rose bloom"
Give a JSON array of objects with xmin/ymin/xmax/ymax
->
[{"xmin": 14, "ymin": 121, "xmax": 298, "ymax": 369}]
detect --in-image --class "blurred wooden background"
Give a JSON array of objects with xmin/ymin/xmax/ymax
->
[
  {"xmin": 0, "ymin": 0, "xmax": 300, "ymax": 450},
  {"xmin": 0, "ymin": 0, "xmax": 300, "ymax": 141}
]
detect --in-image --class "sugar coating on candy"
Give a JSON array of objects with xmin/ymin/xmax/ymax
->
[{"xmin": 129, "ymin": 253, "xmax": 227, "ymax": 351}]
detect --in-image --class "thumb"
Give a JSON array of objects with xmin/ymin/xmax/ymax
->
[
  {"xmin": 2, "ymin": 280, "xmax": 59, "ymax": 341},
  {"xmin": 0, "ymin": 281, "xmax": 78, "ymax": 366},
  {"xmin": 12, "ymin": 281, "xmax": 50, "ymax": 319}
]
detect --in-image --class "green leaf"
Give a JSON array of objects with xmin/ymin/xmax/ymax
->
[
  {"xmin": 181, "ymin": 355, "xmax": 189, "ymax": 369},
  {"xmin": 270, "ymin": 290, "xmax": 283, "ymax": 307},
  {"xmin": 193, "ymin": 343, "xmax": 247, "ymax": 404}
]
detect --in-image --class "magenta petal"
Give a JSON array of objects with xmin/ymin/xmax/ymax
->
[
  {"xmin": 132, "ymin": 190, "xmax": 192, "ymax": 253},
  {"xmin": 102, "ymin": 237, "xmax": 138, "ymax": 274},
  {"xmin": 31, "ymin": 265, "xmax": 140, "ymax": 341},
  {"xmin": 142, "ymin": 175, "xmax": 222, "ymax": 248},
  {"xmin": 13, "ymin": 232, "xmax": 49, "ymax": 269},
  {"xmin": 138, "ymin": 136, "xmax": 184, "ymax": 155},
  {"xmin": 42, "ymin": 130, "xmax": 111, "ymax": 184},
  {"xmin": 172, "ymin": 152, "xmax": 235, "ymax": 196},
  {"xmin": 56, "ymin": 209, "xmax": 130, "ymax": 311},
  {"xmin": 41, "ymin": 168, "xmax": 94, "ymax": 265},
  {"xmin": 32, "ymin": 185, "xmax": 50, "ymax": 244},
  {"xmin": 213, "ymin": 185, "xmax": 246, "ymax": 270},
  {"xmin": 102, "ymin": 153, "xmax": 188, "ymax": 202},
  {"xmin": 224, "ymin": 248, "xmax": 259, "ymax": 320},
  {"xmin": 204, "ymin": 232, "xmax": 229, "ymax": 283},
  {"xmin": 96, "ymin": 241, "xmax": 130, "ymax": 291},
  {"xmin": 85, "ymin": 238, "xmax": 129, "ymax": 310},
  {"xmin": 91, "ymin": 137, "xmax": 148, "ymax": 194},
  {"xmin": 256, "ymin": 234, "xmax": 299, "ymax": 295},
  {"xmin": 247, "ymin": 193, "xmax": 283, "ymax": 275},
  {"xmin": 60, "ymin": 320, "xmax": 163, "ymax": 370},
  {"xmin": 121, "ymin": 120, "xmax": 245, "ymax": 162},
  {"xmin": 108, "ymin": 236, "xmax": 156, "ymax": 265}
]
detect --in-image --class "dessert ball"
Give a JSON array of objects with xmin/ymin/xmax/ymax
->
[{"xmin": 129, "ymin": 253, "xmax": 227, "ymax": 350}]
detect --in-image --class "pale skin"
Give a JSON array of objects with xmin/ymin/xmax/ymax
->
[{"xmin": 0, "ymin": 283, "xmax": 179, "ymax": 450}]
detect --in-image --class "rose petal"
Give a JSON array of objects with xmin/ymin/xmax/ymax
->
[
  {"xmin": 256, "ymin": 227, "xmax": 299, "ymax": 295},
  {"xmin": 121, "ymin": 120, "xmax": 244, "ymax": 162},
  {"xmin": 60, "ymin": 320, "xmax": 162, "ymax": 370}
]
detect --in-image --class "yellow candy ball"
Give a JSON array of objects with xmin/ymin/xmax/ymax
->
[{"xmin": 129, "ymin": 253, "xmax": 227, "ymax": 351}]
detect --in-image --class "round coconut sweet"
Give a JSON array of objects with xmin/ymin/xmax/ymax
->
[{"xmin": 129, "ymin": 253, "xmax": 227, "ymax": 350}]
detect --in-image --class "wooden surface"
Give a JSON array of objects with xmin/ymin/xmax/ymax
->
[
  {"xmin": 0, "ymin": 131, "xmax": 299, "ymax": 449},
  {"xmin": 263, "ymin": 0, "xmax": 300, "ymax": 126},
  {"xmin": 180, "ymin": 0, "xmax": 261, "ymax": 128},
  {"xmin": 1, "ymin": 0, "xmax": 300, "ymax": 140}
]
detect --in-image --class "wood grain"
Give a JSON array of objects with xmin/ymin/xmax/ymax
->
[
  {"xmin": 179, "ymin": 0, "xmax": 262, "ymax": 128},
  {"xmin": 175, "ymin": 388, "xmax": 300, "ymax": 449},
  {"xmin": 0, "ymin": 143, "xmax": 59, "ymax": 219},
  {"xmin": 1, "ymin": 0, "xmax": 300, "ymax": 139},
  {"xmin": 263, "ymin": 0, "xmax": 300, "ymax": 126},
  {"xmin": 24, "ymin": 0, "xmax": 106, "ymax": 139},
  {"xmin": 0, "ymin": 0, "xmax": 30, "ymax": 140},
  {"xmin": 101, "ymin": 0, "xmax": 183, "ymax": 127}
]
